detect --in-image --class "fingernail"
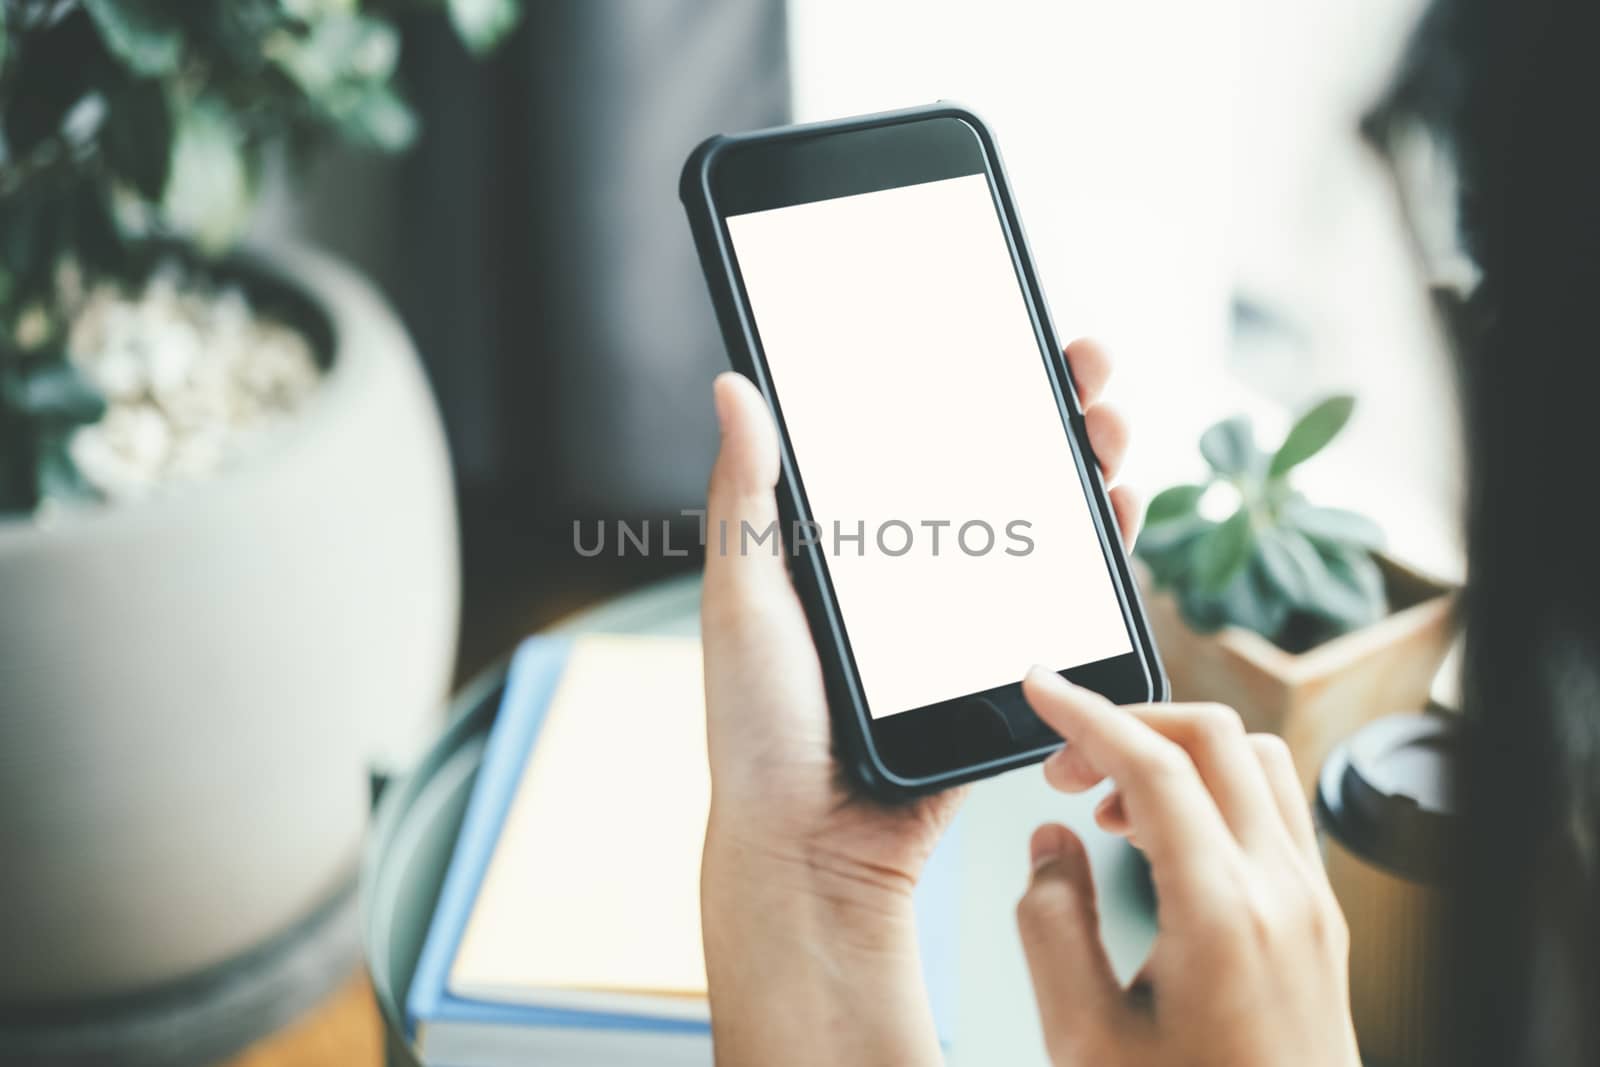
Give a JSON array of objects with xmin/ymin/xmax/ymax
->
[
  {"xmin": 712, "ymin": 380, "xmax": 731, "ymax": 435},
  {"xmin": 1030, "ymin": 833, "xmax": 1062, "ymax": 874},
  {"xmin": 1042, "ymin": 746, "xmax": 1069, "ymax": 774},
  {"xmin": 1027, "ymin": 665, "xmax": 1069, "ymax": 692}
]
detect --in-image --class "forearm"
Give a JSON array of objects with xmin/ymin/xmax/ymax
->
[{"xmin": 701, "ymin": 815, "xmax": 944, "ymax": 1067}]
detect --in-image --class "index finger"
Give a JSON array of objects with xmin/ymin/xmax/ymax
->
[{"xmin": 1022, "ymin": 667, "xmax": 1240, "ymax": 898}]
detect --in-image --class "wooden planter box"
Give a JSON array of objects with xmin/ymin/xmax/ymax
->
[{"xmin": 1140, "ymin": 555, "xmax": 1457, "ymax": 793}]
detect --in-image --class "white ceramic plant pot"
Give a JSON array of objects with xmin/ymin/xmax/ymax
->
[{"xmin": 0, "ymin": 243, "xmax": 459, "ymax": 1002}]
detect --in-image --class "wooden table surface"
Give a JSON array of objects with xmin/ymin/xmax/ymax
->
[{"xmin": 223, "ymin": 973, "xmax": 381, "ymax": 1067}]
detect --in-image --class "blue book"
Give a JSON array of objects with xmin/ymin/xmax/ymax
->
[{"xmin": 407, "ymin": 634, "xmax": 959, "ymax": 1067}]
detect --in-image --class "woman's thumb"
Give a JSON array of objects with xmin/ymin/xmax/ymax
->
[
  {"xmin": 1016, "ymin": 824, "xmax": 1127, "ymax": 1062},
  {"xmin": 703, "ymin": 373, "xmax": 787, "ymax": 605}
]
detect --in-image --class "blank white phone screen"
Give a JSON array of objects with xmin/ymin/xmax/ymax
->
[{"xmin": 724, "ymin": 173, "xmax": 1133, "ymax": 719}]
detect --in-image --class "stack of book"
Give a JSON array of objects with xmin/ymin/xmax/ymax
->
[{"xmin": 407, "ymin": 634, "xmax": 958, "ymax": 1066}]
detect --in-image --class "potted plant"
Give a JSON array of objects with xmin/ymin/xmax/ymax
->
[
  {"xmin": 1136, "ymin": 396, "xmax": 1456, "ymax": 790},
  {"xmin": 0, "ymin": 0, "xmax": 514, "ymax": 1025}
]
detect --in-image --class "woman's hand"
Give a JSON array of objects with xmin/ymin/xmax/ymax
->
[
  {"xmin": 1016, "ymin": 672, "xmax": 1361, "ymax": 1067},
  {"xmin": 700, "ymin": 338, "xmax": 1139, "ymax": 1066}
]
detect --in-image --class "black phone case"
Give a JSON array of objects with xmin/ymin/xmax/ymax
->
[{"xmin": 680, "ymin": 101, "xmax": 1168, "ymax": 800}]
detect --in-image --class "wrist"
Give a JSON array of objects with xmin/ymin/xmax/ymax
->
[
  {"xmin": 702, "ymin": 805, "xmax": 921, "ymax": 952},
  {"xmin": 700, "ymin": 807, "xmax": 941, "ymax": 1066}
]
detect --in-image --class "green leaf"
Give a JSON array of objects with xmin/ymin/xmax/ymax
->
[
  {"xmin": 0, "ymin": 193, "xmax": 62, "ymax": 309},
  {"xmin": 1190, "ymin": 508, "xmax": 1254, "ymax": 591},
  {"xmin": 268, "ymin": 14, "xmax": 400, "ymax": 97},
  {"xmin": 1177, "ymin": 558, "xmax": 1287, "ymax": 639},
  {"xmin": 83, "ymin": 0, "xmax": 185, "ymax": 77},
  {"xmin": 1269, "ymin": 394, "xmax": 1355, "ymax": 479},
  {"xmin": 1145, "ymin": 483, "xmax": 1205, "ymax": 527},
  {"xmin": 1254, "ymin": 527, "xmax": 1329, "ymax": 606},
  {"xmin": 3, "ymin": 359, "xmax": 108, "ymax": 425},
  {"xmin": 1287, "ymin": 502, "xmax": 1384, "ymax": 551},
  {"xmin": 449, "ymin": 0, "xmax": 521, "ymax": 54},
  {"xmin": 213, "ymin": 0, "xmax": 291, "ymax": 71},
  {"xmin": 1219, "ymin": 558, "xmax": 1292, "ymax": 640},
  {"xmin": 1135, "ymin": 514, "xmax": 1210, "ymax": 586},
  {"xmin": 64, "ymin": 177, "xmax": 127, "ymax": 279},
  {"xmin": 334, "ymin": 83, "xmax": 418, "ymax": 151},
  {"xmin": 6, "ymin": 12, "xmax": 119, "ymax": 157},
  {"xmin": 101, "ymin": 80, "xmax": 173, "ymax": 201},
  {"xmin": 59, "ymin": 92, "xmax": 109, "ymax": 149},
  {"xmin": 161, "ymin": 100, "xmax": 256, "ymax": 253},
  {"xmin": 280, "ymin": 0, "xmax": 355, "ymax": 23},
  {"xmin": 1176, "ymin": 584, "xmax": 1230, "ymax": 633},
  {"xmin": 1199, "ymin": 415, "xmax": 1257, "ymax": 477},
  {"xmin": 1306, "ymin": 542, "xmax": 1388, "ymax": 631},
  {"xmin": 35, "ymin": 427, "xmax": 99, "ymax": 505}
]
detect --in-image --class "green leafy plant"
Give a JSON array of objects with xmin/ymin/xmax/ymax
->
[
  {"xmin": 1136, "ymin": 395, "xmax": 1388, "ymax": 653},
  {"xmin": 0, "ymin": 0, "xmax": 520, "ymax": 511}
]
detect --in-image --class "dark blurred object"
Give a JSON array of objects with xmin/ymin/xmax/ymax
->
[
  {"xmin": 450, "ymin": 485, "xmax": 703, "ymax": 680},
  {"xmin": 311, "ymin": 0, "xmax": 790, "ymax": 515},
  {"xmin": 1367, "ymin": 2, "xmax": 1600, "ymax": 1066},
  {"xmin": 1318, "ymin": 712, "xmax": 1458, "ymax": 1067}
]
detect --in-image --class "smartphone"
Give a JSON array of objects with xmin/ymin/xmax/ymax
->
[{"xmin": 680, "ymin": 103, "xmax": 1166, "ymax": 798}]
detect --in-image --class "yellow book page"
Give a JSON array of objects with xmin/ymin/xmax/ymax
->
[{"xmin": 450, "ymin": 635, "xmax": 709, "ymax": 999}]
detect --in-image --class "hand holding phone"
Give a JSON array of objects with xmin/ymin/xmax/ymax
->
[
  {"xmin": 699, "ymin": 341, "xmax": 1143, "ymax": 1066},
  {"xmin": 683, "ymin": 104, "xmax": 1166, "ymax": 797}
]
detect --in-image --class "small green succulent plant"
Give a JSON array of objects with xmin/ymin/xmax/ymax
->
[{"xmin": 1136, "ymin": 395, "xmax": 1388, "ymax": 653}]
